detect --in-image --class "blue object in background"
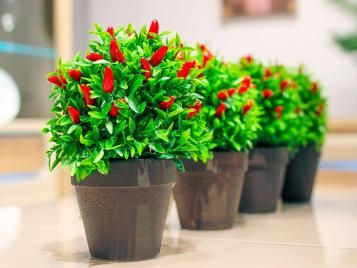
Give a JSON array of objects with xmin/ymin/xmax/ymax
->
[
  {"xmin": 0, "ymin": 41, "xmax": 55, "ymax": 59},
  {"xmin": 320, "ymin": 160, "xmax": 357, "ymax": 172},
  {"xmin": 0, "ymin": 172, "xmax": 38, "ymax": 183}
]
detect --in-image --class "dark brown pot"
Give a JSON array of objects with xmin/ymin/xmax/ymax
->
[
  {"xmin": 282, "ymin": 144, "xmax": 321, "ymax": 202},
  {"xmin": 173, "ymin": 152, "xmax": 248, "ymax": 230},
  {"xmin": 71, "ymin": 159, "xmax": 176, "ymax": 261},
  {"xmin": 239, "ymin": 147, "xmax": 289, "ymax": 213}
]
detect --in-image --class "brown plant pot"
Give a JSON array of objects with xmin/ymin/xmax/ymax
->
[
  {"xmin": 173, "ymin": 152, "xmax": 248, "ymax": 230},
  {"xmin": 239, "ymin": 147, "xmax": 289, "ymax": 213},
  {"xmin": 282, "ymin": 144, "xmax": 321, "ymax": 203},
  {"xmin": 71, "ymin": 159, "xmax": 176, "ymax": 261}
]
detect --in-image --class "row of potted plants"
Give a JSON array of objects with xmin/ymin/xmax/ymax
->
[{"xmin": 44, "ymin": 20, "xmax": 327, "ymax": 261}]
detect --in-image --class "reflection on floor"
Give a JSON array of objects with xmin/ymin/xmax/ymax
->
[{"xmin": 0, "ymin": 182, "xmax": 356, "ymax": 267}]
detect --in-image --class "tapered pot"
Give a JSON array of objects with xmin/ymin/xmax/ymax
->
[
  {"xmin": 282, "ymin": 144, "xmax": 321, "ymax": 202},
  {"xmin": 71, "ymin": 159, "xmax": 176, "ymax": 261},
  {"xmin": 173, "ymin": 152, "xmax": 248, "ymax": 230},
  {"xmin": 239, "ymin": 147, "xmax": 289, "ymax": 213}
]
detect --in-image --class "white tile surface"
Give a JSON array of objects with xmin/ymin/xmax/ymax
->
[{"xmin": 0, "ymin": 185, "xmax": 356, "ymax": 267}]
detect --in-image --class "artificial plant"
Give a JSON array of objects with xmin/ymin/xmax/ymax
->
[
  {"xmin": 238, "ymin": 56, "xmax": 304, "ymax": 151},
  {"xmin": 186, "ymin": 46, "xmax": 261, "ymax": 151},
  {"xmin": 292, "ymin": 66, "xmax": 328, "ymax": 150},
  {"xmin": 44, "ymin": 20, "xmax": 212, "ymax": 180}
]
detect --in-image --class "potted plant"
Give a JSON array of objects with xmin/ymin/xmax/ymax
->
[
  {"xmin": 238, "ymin": 57, "xmax": 303, "ymax": 213},
  {"xmin": 173, "ymin": 46, "xmax": 261, "ymax": 230},
  {"xmin": 43, "ymin": 20, "xmax": 211, "ymax": 261},
  {"xmin": 282, "ymin": 66, "xmax": 327, "ymax": 202}
]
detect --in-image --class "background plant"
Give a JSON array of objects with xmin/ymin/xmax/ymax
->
[
  {"xmin": 187, "ymin": 47, "xmax": 261, "ymax": 152},
  {"xmin": 44, "ymin": 20, "xmax": 212, "ymax": 180},
  {"xmin": 292, "ymin": 66, "xmax": 328, "ymax": 150},
  {"xmin": 238, "ymin": 56, "xmax": 304, "ymax": 151}
]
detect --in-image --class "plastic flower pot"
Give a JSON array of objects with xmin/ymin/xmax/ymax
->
[
  {"xmin": 173, "ymin": 151, "xmax": 248, "ymax": 230},
  {"xmin": 239, "ymin": 147, "xmax": 289, "ymax": 213},
  {"xmin": 282, "ymin": 144, "xmax": 321, "ymax": 202},
  {"xmin": 71, "ymin": 159, "xmax": 176, "ymax": 261}
]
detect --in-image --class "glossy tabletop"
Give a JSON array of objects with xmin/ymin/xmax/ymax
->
[{"xmin": 0, "ymin": 184, "xmax": 357, "ymax": 268}]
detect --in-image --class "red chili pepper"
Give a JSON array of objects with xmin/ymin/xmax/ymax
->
[
  {"xmin": 275, "ymin": 105, "xmax": 284, "ymax": 113},
  {"xmin": 177, "ymin": 60, "xmax": 196, "ymax": 79},
  {"xmin": 239, "ymin": 76, "xmax": 251, "ymax": 94},
  {"xmin": 200, "ymin": 43, "xmax": 213, "ymax": 57},
  {"xmin": 218, "ymin": 88, "xmax": 236, "ymax": 100},
  {"xmin": 238, "ymin": 84, "xmax": 248, "ymax": 94},
  {"xmin": 217, "ymin": 90, "xmax": 227, "ymax": 100},
  {"xmin": 203, "ymin": 51, "xmax": 213, "ymax": 66},
  {"xmin": 199, "ymin": 44, "xmax": 208, "ymax": 51},
  {"xmin": 275, "ymin": 105, "xmax": 284, "ymax": 118},
  {"xmin": 109, "ymin": 98, "xmax": 126, "ymax": 117},
  {"xmin": 147, "ymin": 19, "xmax": 159, "ymax": 39},
  {"xmin": 159, "ymin": 96, "xmax": 175, "ymax": 110},
  {"xmin": 245, "ymin": 54, "xmax": 253, "ymax": 63},
  {"xmin": 48, "ymin": 75, "xmax": 67, "ymax": 88},
  {"xmin": 280, "ymin": 79, "xmax": 289, "ymax": 91},
  {"xmin": 242, "ymin": 100, "xmax": 253, "ymax": 115},
  {"xmin": 103, "ymin": 66, "xmax": 114, "ymax": 93},
  {"xmin": 68, "ymin": 69, "xmax": 81, "ymax": 81},
  {"xmin": 109, "ymin": 103, "xmax": 119, "ymax": 117},
  {"xmin": 242, "ymin": 76, "xmax": 251, "ymax": 87},
  {"xmin": 187, "ymin": 100, "xmax": 202, "ymax": 119},
  {"xmin": 150, "ymin": 45, "xmax": 168, "ymax": 66},
  {"xmin": 295, "ymin": 107, "xmax": 301, "ymax": 114},
  {"xmin": 80, "ymin": 84, "xmax": 95, "ymax": 107},
  {"xmin": 140, "ymin": 58, "xmax": 152, "ymax": 81},
  {"xmin": 68, "ymin": 106, "xmax": 80, "ymax": 124},
  {"xmin": 311, "ymin": 82, "xmax": 318, "ymax": 93},
  {"xmin": 264, "ymin": 68, "xmax": 272, "ymax": 78},
  {"xmin": 262, "ymin": 89, "xmax": 274, "ymax": 98},
  {"xmin": 216, "ymin": 103, "xmax": 227, "ymax": 118},
  {"xmin": 110, "ymin": 39, "xmax": 125, "ymax": 63},
  {"xmin": 86, "ymin": 52, "xmax": 103, "ymax": 61},
  {"xmin": 106, "ymin": 26, "xmax": 114, "ymax": 38}
]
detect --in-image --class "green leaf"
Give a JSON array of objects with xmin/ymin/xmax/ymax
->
[
  {"xmin": 126, "ymin": 97, "xmax": 139, "ymax": 113},
  {"xmin": 155, "ymin": 129, "xmax": 169, "ymax": 142},
  {"xmin": 96, "ymin": 160, "xmax": 108, "ymax": 175},
  {"xmin": 168, "ymin": 108, "xmax": 184, "ymax": 118},
  {"xmin": 67, "ymin": 125, "xmax": 79, "ymax": 134},
  {"xmin": 120, "ymin": 80, "xmax": 128, "ymax": 89},
  {"xmin": 148, "ymin": 142, "xmax": 165, "ymax": 153},
  {"xmin": 105, "ymin": 121, "xmax": 113, "ymax": 134},
  {"xmin": 128, "ymin": 117, "xmax": 135, "ymax": 133},
  {"xmin": 129, "ymin": 75, "xmax": 144, "ymax": 98},
  {"xmin": 93, "ymin": 149, "xmax": 104, "ymax": 163},
  {"xmin": 88, "ymin": 111, "xmax": 107, "ymax": 119},
  {"xmin": 134, "ymin": 140, "xmax": 143, "ymax": 155},
  {"xmin": 94, "ymin": 22, "xmax": 102, "ymax": 32},
  {"xmin": 172, "ymin": 158, "xmax": 185, "ymax": 172}
]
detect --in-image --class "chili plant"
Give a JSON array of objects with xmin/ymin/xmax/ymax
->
[
  {"xmin": 238, "ymin": 56, "xmax": 304, "ymax": 151},
  {"xmin": 292, "ymin": 65, "xmax": 327, "ymax": 150},
  {"xmin": 44, "ymin": 20, "xmax": 212, "ymax": 181},
  {"xmin": 187, "ymin": 46, "xmax": 261, "ymax": 151}
]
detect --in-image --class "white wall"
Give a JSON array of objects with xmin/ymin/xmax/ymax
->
[{"xmin": 75, "ymin": 0, "xmax": 357, "ymax": 118}]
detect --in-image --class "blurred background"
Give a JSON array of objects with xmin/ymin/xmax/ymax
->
[{"xmin": 0, "ymin": 0, "xmax": 356, "ymax": 204}]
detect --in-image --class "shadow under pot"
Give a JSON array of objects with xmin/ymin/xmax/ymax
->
[
  {"xmin": 71, "ymin": 159, "xmax": 176, "ymax": 261},
  {"xmin": 282, "ymin": 144, "xmax": 321, "ymax": 203},
  {"xmin": 239, "ymin": 147, "xmax": 289, "ymax": 213},
  {"xmin": 173, "ymin": 152, "xmax": 248, "ymax": 230}
]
